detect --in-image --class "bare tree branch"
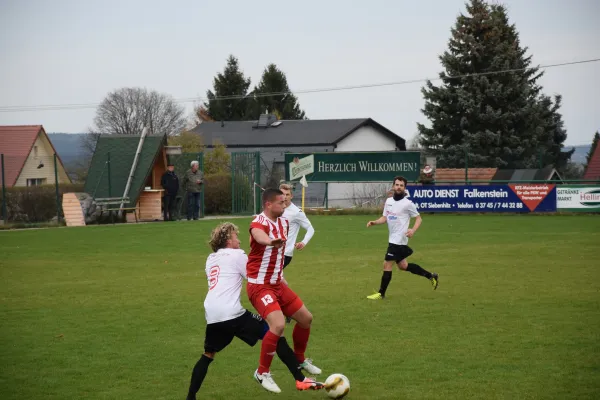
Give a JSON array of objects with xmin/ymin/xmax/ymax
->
[{"xmin": 92, "ymin": 87, "xmax": 186, "ymax": 136}]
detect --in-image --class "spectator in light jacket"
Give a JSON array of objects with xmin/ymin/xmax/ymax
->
[{"xmin": 182, "ymin": 160, "xmax": 203, "ymax": 220}]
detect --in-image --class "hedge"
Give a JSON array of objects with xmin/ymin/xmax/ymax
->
[{"xmin": 0, "ymin": 184, "xmax": 84, "ymax": 223}]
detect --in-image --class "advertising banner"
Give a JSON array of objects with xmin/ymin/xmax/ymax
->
[
  {"xmin": 556, "ymin": 186, "xmax": 600, "ymax": 212},
  {"xmin": 285, "ymin": 152, "xmax": 421, "ymax": 182},
  {"xmin": 405, "ymin": 184, "xmax": 557, "ymax": 212}
]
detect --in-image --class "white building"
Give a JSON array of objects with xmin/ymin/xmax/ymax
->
[{"xmin": 190, "ymin": 115, "xmax": 408, "ymax": 208}]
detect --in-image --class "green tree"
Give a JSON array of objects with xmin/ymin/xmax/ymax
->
[
  {"xmin": 535, "ymin": 94, "xmax": 573, "ymax": 171},
  {"xmin": 167, "ymin": 131, "xmax": 204, "ymax": 153},
  {"xmin": 204, "ymin": 55, "xmax": 253, "ymax": 121},
  {"xmin": 204, "ymin": 142, "xmax": 231, "ymax": 174},
  {"xmin": 417, "ymin": 0, "xmax": 569, "ymax": 169},
  {"xmin": 249, "ymin": 64, "xmax": 306, "ymax": 120}
]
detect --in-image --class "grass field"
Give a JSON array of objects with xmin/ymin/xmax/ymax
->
[{"xmin": 1, "ymin": 214, "xmax": 599, "ymax": 399}]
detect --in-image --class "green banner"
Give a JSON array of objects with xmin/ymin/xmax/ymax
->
[
  {"xmin": 285, "ymin": 152, "xmax": 421, "ymax": 182},
  {"xmin": 556, "ymin": 185, "xmax": 600, "ymax": 212}
]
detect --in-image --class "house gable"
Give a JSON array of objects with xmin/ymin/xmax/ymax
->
[
  {"xmin": 333, "ymin": 119, "xmax": 406, "ymax": 150},
  {"xmin": 14, "ymin": 129, "xmax": 71, "ymax": 186},
  {"xmin": 335, "ymin": 125, "xmax": 397, "ymax": 152},
  {"xmin": 583, "ymin": 143, "xmax": 600, "ymax": 180}
]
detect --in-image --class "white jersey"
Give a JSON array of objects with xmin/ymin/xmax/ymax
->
[
  {"xmin": 203, "ymin": 248, "xmax": 248, "ymax": 324},
  {"xmin": 383, "ymin": 197, "xmax": 420, "ymax": 245},
  {"xmin": 282, "ymin": 202, "xmax": 315, "ymax": 257}
]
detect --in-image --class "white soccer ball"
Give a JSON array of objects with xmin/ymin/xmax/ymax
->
[{"xmin": 324, "ymin": 373, "xmax": 350, "ymax": 399}]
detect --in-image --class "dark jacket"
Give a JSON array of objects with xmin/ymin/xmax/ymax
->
[{"xmin": 161, "ymin": 171, "xmax": 179, "ymax": 195}]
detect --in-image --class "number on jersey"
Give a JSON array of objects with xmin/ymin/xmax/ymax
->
[
  {"xmin": 208, "ymin": 266, "xmax": 220, "ymax": 290},
  {"xmin": 261, "ymin": 294, "xmax": 274, "ymax": 306}
]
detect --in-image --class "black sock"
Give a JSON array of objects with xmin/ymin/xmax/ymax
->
[
  {"xmin": 276, "ymin": 336, "xmax": 305, "ymax": 381},
  {"xmin": 407, "ymin": 263, "xmax": 432, "ymax": 279},
  {"xmin": 187, "ymin": 354, "xmax": 213, "ymax": 400},
  {"xmin": 379, "ymin": 271, "xmax": 392, "ymax": 297}
]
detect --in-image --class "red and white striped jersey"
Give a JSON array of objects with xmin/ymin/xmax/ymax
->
[{"xmin": 246, "ymin": 212, "xmax": 289, "ymax": 285}]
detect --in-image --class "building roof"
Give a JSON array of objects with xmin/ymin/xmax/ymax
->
[
  {"xmin": 0, "ymin": 125, "xmax": 68, "ymax": 187},
  {"xmin": 84, "ymin": 134, "xmax": 166, "ymax": 207},
  {"xmin": 491, "ymin": 166, "xmax": 562, "ymax": 182},
  {"xmin": 434, "ymin": 168, "xmax": 498, "ymax": 183},
  {"xmin": 583, "ymin": 143, "xmax": 600, "ymax": 180},
  {"xmin": 189, "ymin": 118, "xmax": 407, "ymax": 150}
]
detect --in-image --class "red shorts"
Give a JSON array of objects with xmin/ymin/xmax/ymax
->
[{"xmin": 247, "ymin": 282, "xmax": 304, "ymax": 319}]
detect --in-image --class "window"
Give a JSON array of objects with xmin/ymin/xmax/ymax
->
[
  {"xmin": 27, "ymin": 178, "xmax": 46, "ymax": 186},
  {"xmin": 33, "ymin": 146, "xmax": 38, "ymax": 157}
]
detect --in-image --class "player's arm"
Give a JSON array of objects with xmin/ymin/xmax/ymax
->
[
  {"xmin": 250, "ymin": 228, "xmax": 284, "ymax": 248},
  {"xmin": 237, "ymin": 252, "xmax": 249, "ymax": 279},
  {"xmin": 367, "ymin": 215, "xmax": 387, "ymax": 227},
  {"xmin": 295, "ymin": 213, "xmax": 315, "ymax": 250},
  {"xmin": 406, "ymin": 203, "xmax": 421, "ymax": 238}
]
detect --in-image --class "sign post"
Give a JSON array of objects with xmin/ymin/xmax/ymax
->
[{"xmin": 299, "ymin": 175, "xmax": 308, "ymax": 211}]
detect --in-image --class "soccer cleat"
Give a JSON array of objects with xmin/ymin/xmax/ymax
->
[
  {"xmin": 299, "ymin": 358, "xmax": 322, "ymax": 375},
  {"xmin": 254, "ymin": 370, "xmax": 282, "ymax": 393},
  {"xmin": 296, "ymin": 377, "xmax": 324, "ymax": 391},
  {"xmin": 367, "ymin": 292, "xmax": 383, "ymax": 300},
  {"xmin": 430, "ymin": 273, "xmax": 439, "ymax": 290},
  {"xmin": 285, "ymin": 316, "xmax": 292, "ymax": 324}
]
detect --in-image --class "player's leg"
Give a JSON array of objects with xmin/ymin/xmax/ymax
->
[
  {"xmin": 397, "ymin": 254, "xmax": 439, "ymax": 290},
  {"xmin": 186, "ymin": 351, "xmax": 215, "ymax": 400},
  {"xmin": 233, "ymin": 310, "xmax": 320, "ymax": 390},
  {"xmin": 277, "ymin": 336, "xmax": 324, "ymax": 390},
  {"xmin": 186, "ymin": 324, "xmax": 233, "ymax": 400},
  {"xmin": 283, "ymin": 256, "xmax": 293, "ymax": 324},
  {"xmin": 247, "ymin": 284, "xmax": 285, "ymax": 393},
  {"xmin": 367, "ymin": 249, "xmax": 396, "ymax": 299},
  {"xmin": 281, "ymin": 285, "xmax": 322, "ymax": 375}
]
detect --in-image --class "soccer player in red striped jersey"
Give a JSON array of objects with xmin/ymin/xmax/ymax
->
[{"xmin": 247, "ymin": 188, "xmax": 322, "ymax": 393}]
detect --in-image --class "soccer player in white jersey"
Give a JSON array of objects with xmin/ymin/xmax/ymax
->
[
  {"xmin": 279, "ymin": 183, "xmax": 315, "ymax": 269},
  {"xmin": 366, "ymin": 176, "xmax": 439, "ymax": 300},
  {"xmin": 186, "ymin": 223, "xmax": 322, "ymax": 400}
]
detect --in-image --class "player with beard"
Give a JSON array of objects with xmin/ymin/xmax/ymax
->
[{"xmin": 366, "ymin": 176, "xmax": 439, "ymax": 300}]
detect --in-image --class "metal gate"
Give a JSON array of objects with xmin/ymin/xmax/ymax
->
[{"xmin": 231, "ymin": 152, "xmax": 261, "ymax": 215}]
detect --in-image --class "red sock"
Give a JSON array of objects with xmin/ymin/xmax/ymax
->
[
  {"xmin": 258, "ymin": 330, "xmax": 280, "ymax": 374},
  {"xmin": 293, "ymin": 325, "xmax": 310, "ymax": 363}
]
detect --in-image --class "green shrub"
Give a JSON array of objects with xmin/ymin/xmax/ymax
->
[
  {"xmin": 203, "ymin": 173, "xmax": 232, "ymax": 215},
  {"xmin": 0, "ymin": 184, "xmax": 84, "ymax": 223}
]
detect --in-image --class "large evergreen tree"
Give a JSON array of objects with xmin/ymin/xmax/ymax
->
[
  {"xmin": 535, "ymin": 94, "xmax": 573, "ymax": 170},
  {"xmin": 249, "ymin": 64, "xmax": 306, "ymax": 120},
  {"xmin": 417, "ymin": 0, "xmax": 569, "ymax": 169},
  {"xmin": 204, "ymin": 55, "xmax": 253, "ymax": 121}
]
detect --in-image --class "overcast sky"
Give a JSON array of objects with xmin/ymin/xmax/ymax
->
[{"xmin": 0, "ymin": 0, "xmax": 598, "ymax": 146}]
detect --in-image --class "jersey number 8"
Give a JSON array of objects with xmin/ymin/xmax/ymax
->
[{"xmin": 208, "ymin": 266, "xmax": 220, "ymax": 290}]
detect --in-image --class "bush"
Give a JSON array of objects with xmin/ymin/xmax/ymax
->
[
  {"xmin": 203, "ymin": 173, "xmax": 232, "ymax": 215},
  {"xmin": 0, "ymin": 183, "xmax": 84, "ymax": 223}
]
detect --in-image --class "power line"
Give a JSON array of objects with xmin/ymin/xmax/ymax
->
[{"xmin": 0, "ymin": 57, "xmax": 598, "ymax": 113}]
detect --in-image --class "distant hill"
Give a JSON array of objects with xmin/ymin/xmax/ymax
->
[
  {"xmin": 48, "ymin": 133, "xmax": 87, "ymax": 166},
  {"xmin": 564, "ymin": 144, "xmax": 592, "ymax": 165}
]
